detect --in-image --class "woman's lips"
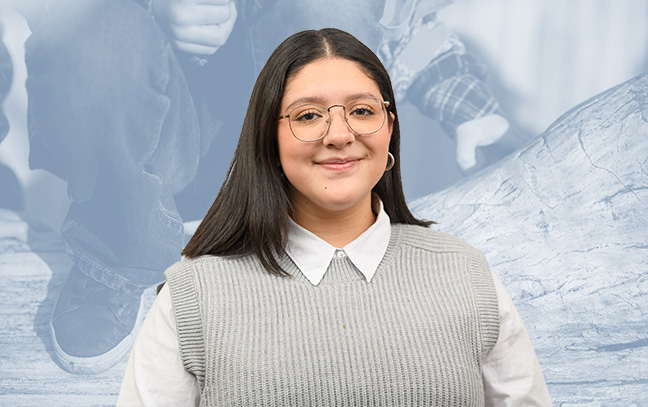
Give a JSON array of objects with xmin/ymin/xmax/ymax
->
[{"xmin": 317, "ymin": 157, "xmax": 361, "ymax": 171}]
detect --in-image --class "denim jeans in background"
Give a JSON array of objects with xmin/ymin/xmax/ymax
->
[
  {"xmin": 21, "ymin": 0, "xmax": 388, "ymax": 290},
  {"xmin": 24, "ymin": 0, "xmax": 220, "ymax": 290}
]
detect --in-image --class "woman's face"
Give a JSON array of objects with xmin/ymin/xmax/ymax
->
[{"xmin": 277, "ymin": 58, "xmax": 393, "ymax": 218}]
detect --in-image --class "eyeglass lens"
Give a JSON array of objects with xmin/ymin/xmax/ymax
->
[{"xmin": 288, "ymin": 98, "xmax": 386, "ymax": 141}]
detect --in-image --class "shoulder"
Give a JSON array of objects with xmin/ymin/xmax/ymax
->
[
  {"xmin": 164, "ymin": 253, "xmax": 262, "ymax": 280},
  {"xmin": 393, "ymin": 223, "xmax": 487, "ymax": 261}
]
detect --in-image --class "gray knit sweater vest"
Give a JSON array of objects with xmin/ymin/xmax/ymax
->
[{"xmin": 166, "ymin": 224, "xmax": 500, "ymax": 406}]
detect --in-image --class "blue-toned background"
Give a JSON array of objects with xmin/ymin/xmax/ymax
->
[{"xmin": 1, "ymin": 0, "xmax": 647, "ymax": 405}]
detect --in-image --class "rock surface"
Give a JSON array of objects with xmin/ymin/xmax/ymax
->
[{"xmin": 411, "ymin": 72, "xmax": 648, "ymax": 406}]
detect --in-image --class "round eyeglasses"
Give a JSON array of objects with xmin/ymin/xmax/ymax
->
[{"xmin": 278, "ymin": 97, "xmax": 390, "ymax": 142}]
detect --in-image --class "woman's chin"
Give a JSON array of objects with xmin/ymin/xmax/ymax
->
[{"xmin": 311, "ymin": 193, "xmax": 372, "ymax": 215}]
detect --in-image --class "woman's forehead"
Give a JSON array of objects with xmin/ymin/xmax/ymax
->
[{"xmin": 282, "ymin": 58, "xmax": 380, "ymax": 107}]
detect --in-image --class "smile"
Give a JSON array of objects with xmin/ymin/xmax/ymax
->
[{"xmin": 316, "ymin": 157, "xmax": 362, "ymax": 171}]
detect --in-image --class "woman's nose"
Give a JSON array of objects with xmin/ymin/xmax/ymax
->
[{"xmin": 322, "ymin": 106, "xmax": 355, "ymax": 147}]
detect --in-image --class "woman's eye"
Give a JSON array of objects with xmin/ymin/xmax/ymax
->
[
  {"xmin": 294, "ymin": 110, "xmax": 323, "ymax": 122},
  {"xmin": 350, "ymin": 106, "xmax": 375, "ymax": 117}
]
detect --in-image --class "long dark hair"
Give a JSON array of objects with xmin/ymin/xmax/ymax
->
[{"xmin": 183, "ymin": 28, "xmax": 432, "ymax": 275}]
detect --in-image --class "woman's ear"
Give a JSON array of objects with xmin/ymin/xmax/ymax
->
[{"xmin": 388, "ymin": 112, "xmax": 395, "ymax": 135}]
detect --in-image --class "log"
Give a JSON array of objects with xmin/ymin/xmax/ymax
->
[{"xmin": 411, "ymin": 71, "xmax": 648, "ymax": 405}]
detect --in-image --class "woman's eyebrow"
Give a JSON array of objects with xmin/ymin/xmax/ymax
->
[
  {"xmin": 345, "ymin": 92, "xmax": 380, "ymax": 102},
  {"xmin": 284, "ymin": 92, "xmax": 380, "ymax": 112},
  {"xmin": 284, "ymin": 96, "xmax": 326, "ymax": 112}
]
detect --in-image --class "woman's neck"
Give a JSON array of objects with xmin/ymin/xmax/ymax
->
[{"xmin": 291, "ymin": 195, "xmax": 377, "ymax": 248}]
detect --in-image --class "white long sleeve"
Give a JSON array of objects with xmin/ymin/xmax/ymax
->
[
  {"xmin": 117, "ymin": 283, "xmax": 200, "ymax": 407},
  {"xmin": 483, "ymin": 273, "xmax": 552, "ymax": 406}
]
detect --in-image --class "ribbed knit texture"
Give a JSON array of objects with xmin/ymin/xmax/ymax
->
[{"xmin": 166, "ymin": 224, "xmax": 500, "ymax": 406}]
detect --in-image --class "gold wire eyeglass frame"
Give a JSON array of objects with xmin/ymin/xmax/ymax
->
[{"xmin": 278, "ymin": 100, "xmax": 390, "ymax": 142}]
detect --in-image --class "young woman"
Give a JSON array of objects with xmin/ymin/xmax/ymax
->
[{"xmin": 118, "ymin": 28, "xmax": 551, "ymax": 406}]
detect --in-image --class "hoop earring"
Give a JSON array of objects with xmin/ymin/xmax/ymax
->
[{"xmin": 385, "ymin": 152, "xmax": 395, "ymax": 171}]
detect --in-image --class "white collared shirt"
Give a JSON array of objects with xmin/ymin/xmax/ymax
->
[
  {"xmin": 284, "ymin": 201, "xmax": 391, "ymax": 285},
  {"xmin": 118, "ymin": 203, "xmax": 552, "ymax": 406}
]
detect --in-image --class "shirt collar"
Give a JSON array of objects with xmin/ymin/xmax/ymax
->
[{"xmin": 285, "ymin": 200, "xmax": 391, "ymax": 286}]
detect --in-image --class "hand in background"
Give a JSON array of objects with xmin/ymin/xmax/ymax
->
[
  {"xmin": 455, "ymin": 114, "xmax": 509, "ymax": 171},
  {"xmin": 150, "ymin": 0, "xmax": 237, "ymax": 55}
]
